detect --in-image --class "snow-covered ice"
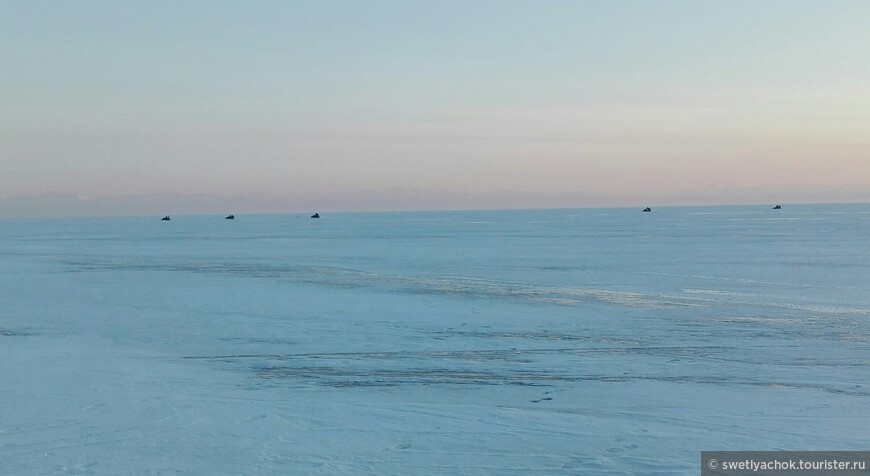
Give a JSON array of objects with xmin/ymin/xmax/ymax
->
[{"xmin": 1, "ymin": 204, "xmax": 868, "ymax": 474}]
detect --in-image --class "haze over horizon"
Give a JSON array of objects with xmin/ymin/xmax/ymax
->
[
  {"xmin": 2, "ymin": 186, "xmax": 868, "ymax": 218},
  {"xmin": 2, "ymin": 1, "xmax": 869, "ymax": 217}
]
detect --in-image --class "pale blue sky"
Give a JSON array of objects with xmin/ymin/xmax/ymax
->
[{"xmin": 1, "ymin": 1, "xmax": 868, "ymax": 209}]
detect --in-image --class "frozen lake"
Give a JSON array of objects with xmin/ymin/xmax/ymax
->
[{"xmin": 1, "ymin": 204, "xmax": 868, "ymax": 474}]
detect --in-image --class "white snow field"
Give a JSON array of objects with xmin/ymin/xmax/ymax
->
[{"xmin": 1, "ymin": 204, "xmax": 868, "ymax": 475}]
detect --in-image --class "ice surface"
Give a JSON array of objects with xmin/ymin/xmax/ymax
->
[{"xmin": 1, "ymin": 204, "xmax": 868, "ymax": 474}]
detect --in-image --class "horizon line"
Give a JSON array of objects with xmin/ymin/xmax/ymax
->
[{"xmin": 1, "ymin": 199, "xmax": 867, "ymax": 221}]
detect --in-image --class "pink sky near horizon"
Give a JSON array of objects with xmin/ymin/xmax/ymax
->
[{"xmin": 1, "ymin": 1, "xmax": 868, "ymax": 212}]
